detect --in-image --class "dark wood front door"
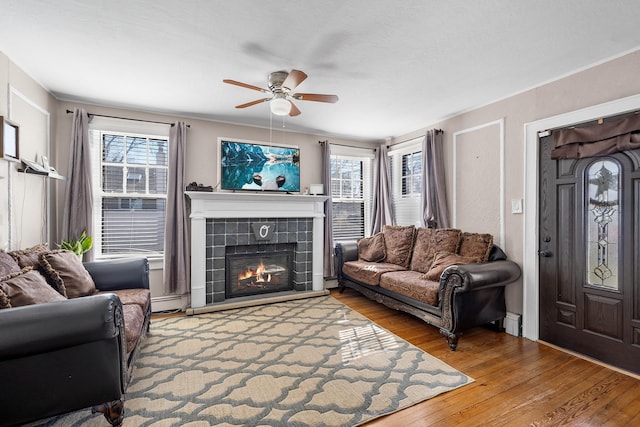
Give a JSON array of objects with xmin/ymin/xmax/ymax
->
[{"xmin": 539, "ymin": 134, "xmax": 640, "ymax": 374}]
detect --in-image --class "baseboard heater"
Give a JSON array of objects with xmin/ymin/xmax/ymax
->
[{"xmin": 151, "ymin": 295, "xmax": 185, "ymax": 313}]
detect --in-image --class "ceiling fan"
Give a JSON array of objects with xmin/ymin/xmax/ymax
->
[{"xmin": 223, "ymin": 69, "xmax": 338, "ymax": 117}]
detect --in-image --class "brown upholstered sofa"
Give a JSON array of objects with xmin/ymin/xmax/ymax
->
[
  {"xmin": 0, "ymin": 245, "xmax": 151, "ymax": 426},
  {"xmin": 335, "ymin": 225, "xmax": 521, "ymax": 350}
]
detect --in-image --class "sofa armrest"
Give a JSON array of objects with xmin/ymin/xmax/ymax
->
[
  {"xmin": 440, "ymin": 260, "xmax": 521, "ymax": 293},
  {"xmin": 84, "ymin": 257, "xmax": 150, "ymax": 291},
  {"xmin": 334, "ymin": 241, "xmax": 358, "ymax": 282},
  {"xmin": 438, "ymin": 260, "xmax": 521, "ymax": 346},
  {"xmin": 0, "ymin": 293, "xmax": 123, "ymax": 360},
  {"xmin": 335, "ymin": 241, "xmax": 359, "ymax": 263}
]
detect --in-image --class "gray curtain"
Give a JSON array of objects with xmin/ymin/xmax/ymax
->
[
  {"xmin": 163, "ymin": 122, "xmax": 190, "ymax": 295},
  {"xmin": 321, "ymin": 141, "xmax": 335, "ymax": 278},
  {"xmin": 62, "ymin": 108, "xmax": 93, "ymax": 261},
  {"xmin": 370, "ymin": 144, "xmax": 394, "ymax": 234},
  {"xmin": 421, "ymin": 129, "xmax": 450, "ymax": 228}
]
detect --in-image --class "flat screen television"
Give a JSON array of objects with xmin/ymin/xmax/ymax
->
[{"xmin": 220, "ymin": 139, "xmax": 300, "ymax": 192}]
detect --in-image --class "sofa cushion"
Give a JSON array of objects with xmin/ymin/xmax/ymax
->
[
  {"xmin": 421, "ymin": 251, "xmax": 481, "ymax": 281},
  {"xmin": 98, "ymin": 288, "xmax": 151, "ymax": 314},
  {"xmin": 0, "ymin": 267, "xmax": 67, "ymax": 308},
  {"xmin": 357, "ymin": 233, "xmax": 386, "ymax": 262},
  {"xmin": 9, "ymin": 243, "xmax": 50, "ymax": 269},
  {"xmin": 410, "ymin": 228, "xmax": 462, "ymax": 273},
  {"xmin": 39, "ymin": 250, "xmax": 96, "ymax": 298},
  {"xmin": 382, "ymin": 225, "xmax": 416, "ymax": 267},
  {"xmin": 457, "ymin": 232, "xmax": 494, "ymax": 262},
  {"xmin": 379, "ymin": 270, "xmax": 440, "ymax": 306},
  {"xmin": 342, "ymin": 260, "xmax": 406, "ymax": 286},
  {"xmin": 0, "ymin": 251, "xmax": 21, "ymax": 277},
  {"xmin": 122, "ymin": 303, "xmax": 144, "ymax": 355}
]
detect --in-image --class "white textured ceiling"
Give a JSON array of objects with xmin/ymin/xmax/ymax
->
[{"xmin": 2, "ymin": 1, "xmax": 640, "ymax": 141}]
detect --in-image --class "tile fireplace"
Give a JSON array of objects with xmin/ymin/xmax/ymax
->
[{"xmin": 186, "ymin": 191, "xmax": 328, "ymax": 311}]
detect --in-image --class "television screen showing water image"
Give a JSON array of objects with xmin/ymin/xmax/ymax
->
[{"xmin": 220, "ymin": 140, "xmax": 301, "ymax": 192}]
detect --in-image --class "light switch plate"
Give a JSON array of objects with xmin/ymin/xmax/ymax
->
[{"xmin": 511, "ymin": 198, "xmax": 523, "ymax": 214}]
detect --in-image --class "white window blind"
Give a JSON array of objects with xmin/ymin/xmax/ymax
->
[
  {"xmin": 389, "ymin": 139, "xmax": 423, "ymax": 227},
  {"xmin": 89, "ymin": 118, "xmax": 170, "ymax": 258},
  {"xmin": 330, "ymin": 145, "xmax": 374, "ymax": 242}
]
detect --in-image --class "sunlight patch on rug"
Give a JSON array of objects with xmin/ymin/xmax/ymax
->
[{"xmin": 34, "ymin": 295, "xmax": 472, "ymax": 426}]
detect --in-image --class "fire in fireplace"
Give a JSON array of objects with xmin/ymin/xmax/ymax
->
[{"xmin": 226, "ymin": 252, "xmax": 293, "ymax": 298}]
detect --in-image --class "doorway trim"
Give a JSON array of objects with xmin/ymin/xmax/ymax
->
[{"xmin": 523, "ymin": 93, "xmax": 640, "ymax": 341}]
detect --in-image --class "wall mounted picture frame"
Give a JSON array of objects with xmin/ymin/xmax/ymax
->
[{"xmin": 0, "ymin": 116, "xmax": 20, "ymax": 162}]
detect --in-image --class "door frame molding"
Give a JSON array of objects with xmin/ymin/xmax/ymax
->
[{"xmin": 523, "ymin": 93, "xmax": 640, "ymax": 341}]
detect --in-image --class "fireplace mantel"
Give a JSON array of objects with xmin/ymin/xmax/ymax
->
[
  {"xmin": 186, "ymin": 191, "xmax": 328, "ymax": 310},
  {"xmin": 187, "ymin": 191, "xmax": 328, "ymax": 219}
]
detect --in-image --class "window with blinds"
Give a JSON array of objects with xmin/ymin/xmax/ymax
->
[
  {"xmin": 389, "ymin": 140, "xmax": 422, "ymax": 226},
  {"xmin": 92, "ymin": 130, "xmax": 168, "ymax": 257},
  {"xmin": 330, "ymin": 147, "xmax": 373, "ymax": 242}
]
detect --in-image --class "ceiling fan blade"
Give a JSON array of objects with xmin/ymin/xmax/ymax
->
[
  {"xmin": 235, "ymin": 98, "xmax": 271, "ymax": 109},
  {"xmin": 223, "ymin": 79, "xmax": 269, "ymax": 93},
  {"xmin": 292, "ymin": 93, "xmax": 339, "ymax": 103},
  {"xmin": 282, "ymin": 69, "xmax": 308, "ymax": 91},
  {"xmin": 288, "ymin": 100, "xmax": 301, "ymax": 117}
]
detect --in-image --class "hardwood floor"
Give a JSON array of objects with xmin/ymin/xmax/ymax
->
[{"xmin": 330, "ymin": 289, "xmax": 640, "ymax": 427}]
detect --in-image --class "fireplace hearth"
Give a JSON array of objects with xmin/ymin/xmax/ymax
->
[{"xmin": 226, "ymin": 252, "xmax": 293, "ymax": 298}]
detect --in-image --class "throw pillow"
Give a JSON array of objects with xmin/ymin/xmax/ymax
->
[
  {"xmin": 0, "ymin": 267, "xmax": 67, "ymax": 308},
  {"xmin": 410, "ymin": 228, "xmax": 462, "ymax": 273},
  {"xmin": 0, "ymin": 251, "xmax": 21, "ymax": 277},
  {"xmin": 0, "ymin": 288, "xmax": 10, "ymax": 309},
  {"xmin": 9, "ymin": 243, "xmax": 50, "ymax": 269},
  {"xmin": 39, "ymin": 250, "xmax": 97, "ymax": 299},
  {"xmin": 382, "ymin": 225, "xmax": 416, "ymax": 267},
  {"xmin": 358, "ymin": 233, "xmax": 386, "ymax": 262},
  {"xmin": 457, "ymin": 232, "xmax": 494, "ymax": 262},
  {"xmin": 420, "ymin": 251, "xmax": 481, "ymax": 281}
]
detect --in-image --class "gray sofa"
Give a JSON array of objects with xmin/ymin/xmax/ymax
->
[
  {"xmin": 0, "ymin": 246, "xmax": 150, "ymax": 427},
  {"xmin": 335, "ymin": 225, "xmax": 521, "ymax": 350}
]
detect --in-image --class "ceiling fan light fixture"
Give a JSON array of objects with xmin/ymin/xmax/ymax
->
[{"xmin": 270, "ymin": 96, "xmax": 291, "ymax": 116}]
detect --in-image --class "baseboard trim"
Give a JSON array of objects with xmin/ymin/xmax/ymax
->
[
  {"xmin": 151, "ymin": 295, "xmax": 186, "ymax": 313},
  {"xmin": 504, "ymin": 312, "xmax": 522, "ymax": 337}
]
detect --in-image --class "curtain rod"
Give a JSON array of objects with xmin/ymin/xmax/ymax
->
[
  {"xmin": 391, "ymin": 129, "xmax": 443, "ymax": 146},
  {"xmin": 319, "ymin": 141, "xmax": 371, "ymax": 149},
  {"xmin": 319, "ymin": 129, "xmax": 443, "ymax": 149},
  {"xmin": 65, "ymin": 109, "xmax": 190, "ymax": 127}
]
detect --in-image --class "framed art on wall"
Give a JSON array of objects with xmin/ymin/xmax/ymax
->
[{"xmin": 0, "ymin": 116, "xmax": 20, "ymax": 162}]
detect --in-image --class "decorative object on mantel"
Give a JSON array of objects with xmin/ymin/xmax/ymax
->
[
  {"xmin": 40, "ymin": 296, "xmax": 472, "ymax": 426},
  {"xmin": 223, "ymin": 69, "xmax": 338, "ymax": 117},
  {"xmin": 185, "ymin": 181, "xmax": 213, "ymax": 192},
  {"xmin": 251, "ymin": 222, "xmax": 275, "ymax": 241},
  {"xmin": 309, "ymin": 183, "xmax": 324, "ymax": 195}
]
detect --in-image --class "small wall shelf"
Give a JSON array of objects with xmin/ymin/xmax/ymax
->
[{"xmin": 17, "ymin": 161, "xmax": 65, "ymax": 180}]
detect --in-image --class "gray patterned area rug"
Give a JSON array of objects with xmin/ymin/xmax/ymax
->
[{"xmin": 39, "ymin": 295, "xmax": 472, "ymax": 426}]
